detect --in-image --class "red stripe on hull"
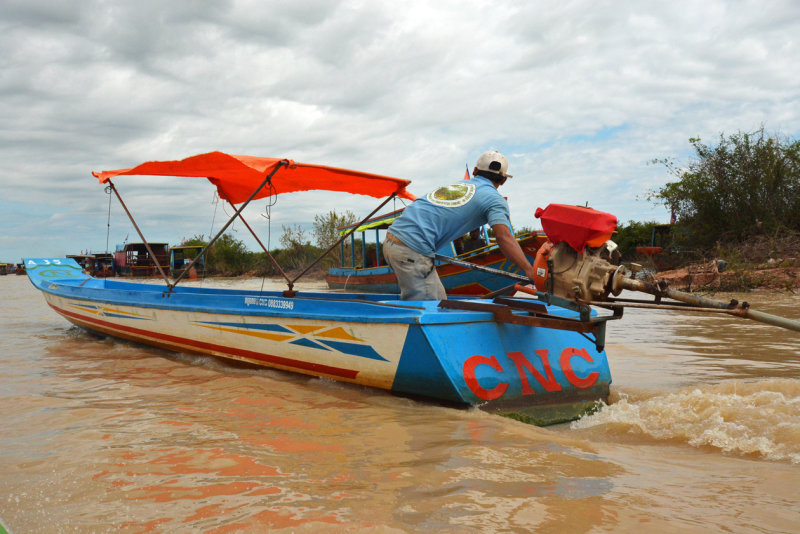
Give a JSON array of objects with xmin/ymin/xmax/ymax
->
[
  {"xmin": 50, "ymin": 303, "xmax": 360, "ymax": 380},
  {"xmin": 446, "ymin": 283, "xmax": 491, "ymax": 295},
  {"xmin": 326, "ymin": 272, "xmax": 397, "ymax": 284}
]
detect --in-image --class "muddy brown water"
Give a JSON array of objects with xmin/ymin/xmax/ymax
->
[{"xmin": 1, "ymin": 275, "xmax": 799, "ymax": 533}]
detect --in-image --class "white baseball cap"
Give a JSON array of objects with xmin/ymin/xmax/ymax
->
[{"xmin": 475, "ymin": 150, "xmax": 512, "ymax": 178}]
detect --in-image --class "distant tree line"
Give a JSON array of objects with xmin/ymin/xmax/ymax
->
[
  {"xmin": 180, "ymin": 209, "xmax": 362, "ymax": 277},
  {"xmin": 182, "ymin": 128, "xmax": 800, "ymax": 275}
]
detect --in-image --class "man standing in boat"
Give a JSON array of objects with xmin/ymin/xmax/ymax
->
[{"xmin": 384, "ymin": 150, "xmax": 535, "ymax": 300}]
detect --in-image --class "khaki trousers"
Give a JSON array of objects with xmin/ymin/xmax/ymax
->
[{"xmin": 382, "ymin": 237, "xmax": 446, "ymax": 301}]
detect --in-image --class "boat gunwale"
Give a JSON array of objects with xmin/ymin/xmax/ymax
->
[
  {"xmin": 34, "ymin": 275, "xmax": 589, "ymax": 329},
  {"xmin": 31, "ymin": 275, "xmax": 520, "ymax": 325}
]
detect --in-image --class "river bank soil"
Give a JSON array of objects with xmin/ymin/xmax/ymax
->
[
  {"xmin": 651, "ymin": 233, "xmax": 800, "ymax": 292},
  {"xmin": 655, "ymin": 261, "xmax": 800, "ymax": 292}
]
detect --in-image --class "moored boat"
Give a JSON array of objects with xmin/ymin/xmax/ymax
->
[
  {"xmin": 66, "ymin": 254, "xmax": 93, "ymax": 273},
  {"xmin": 114, "ymin": 242, "xmax": 169, "ymax": 277},
  {"xmin": 326, "ymin": 208, "xmax": 548, "ymax": 295},
  {"xmin": 635, "ymin": 223, "xmax": 679, "ymax": 271},
  {"xmin": 169, "ymin": 245, "xmax": 206, "ymax": 279},
  {"xmin": 91, "ymin": 253, "xmax": 115, "ymax": 277}
]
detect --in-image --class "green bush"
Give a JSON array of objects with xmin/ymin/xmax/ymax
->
[
  {"xmin": 650, "ymin": 128, "xmax": 800, "ymax": 252},
  {"xmin": 614, "ymin": 220, "xmax": 659, "ymax": 260},
  {"xmin": 206, "ymin": 233, "xmax": 250, "ymax": 276}
]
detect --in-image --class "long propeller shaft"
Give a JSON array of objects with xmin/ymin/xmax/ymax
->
[{"xmin": 617, "ymin": 276, "xmax": 800, "ymax": 333}]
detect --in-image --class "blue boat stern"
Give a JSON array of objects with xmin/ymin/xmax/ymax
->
[{"xmin": 391, "ymin": 310, "xmax": 612, "ymax": 426}]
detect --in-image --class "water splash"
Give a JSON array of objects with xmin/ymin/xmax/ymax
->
[{"xmin": 571, "ymin": 379, "xmax": 800, "ymax": 463}]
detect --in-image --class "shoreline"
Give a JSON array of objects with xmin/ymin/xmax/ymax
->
[
  {"xmin": 654, "ymin": 262, "xmax": 799, "ymax": 293},
  {"xmin": 21, "ymin": 263, "xmax": 797, "ymax": 294}
]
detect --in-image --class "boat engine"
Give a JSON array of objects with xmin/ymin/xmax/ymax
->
[
  {"xmin": 523, "ymin": 203, "xmax": 800, "ymax": 334},
  {"xmin": 532, "ymin": 204, "xmax": 622, "ymax": 302},
  {"xmin": 533, "ymin": 239, "xmax": 622, "ymax": 302}
]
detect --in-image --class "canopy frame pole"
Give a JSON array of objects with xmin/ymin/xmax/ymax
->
[
  {"xmin": 107, "ymin": 180, "xmax": 172, "ymax": 286},
  {"xmin": 287, "ymin": 193, "xmax": 398, "ymax": 294},
  {"xmin": 169, "ymin": 160, "xmax": 289, "ymax": 290},
  {"xmin": 226, "ymin": 200, "xmax": 293, "ymax": 288},
  {"xmin": 361, "ymin": 231, "xmax": 367, "ymax": 268}
]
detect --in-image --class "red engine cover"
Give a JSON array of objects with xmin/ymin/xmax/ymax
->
[{"xmin": 534, "ymin": 204, "xmax": 617, "ymax": 252}]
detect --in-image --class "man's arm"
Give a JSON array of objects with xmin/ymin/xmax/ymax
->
[{"xmin": 492, "ymin": 223, "xmax": 536, "ymax": 282}]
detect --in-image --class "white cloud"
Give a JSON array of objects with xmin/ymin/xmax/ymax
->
[{"xmin": 1, "ymin": 0, "xmax": 799, "ymax": 262}]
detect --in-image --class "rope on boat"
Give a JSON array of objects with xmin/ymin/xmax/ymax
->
[
  {"xmin": 104, "ymin": 184, "xmax": 112, "ymax": 254},
  {"xmin": 107, "ymin": 180, "xmax": 173, "ymax": 286},
  {"xmin": 208, "ymin": 191, "xmax": 219, "ymax": 245},
  {"xmin": 433, "ymin": 254, "xmax": 532, "ymax": 284},
  {"xmin": 169, "ymin": 161, "xmax": 290, "ymax": 291}
]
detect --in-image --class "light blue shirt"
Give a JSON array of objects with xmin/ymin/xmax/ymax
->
[{"xmin": 388, "ymin": 176, "xmax": 512, "ymax": 257}]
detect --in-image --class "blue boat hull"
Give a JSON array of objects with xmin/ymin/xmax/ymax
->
[{"xmin": 25, "ymin": 258, "xmax": 611, "ymax": 425}]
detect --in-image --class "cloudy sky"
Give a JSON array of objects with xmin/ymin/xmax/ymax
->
[{"xmin": 2, "ymin": 0, "xmax": 799, "ymax": 262}]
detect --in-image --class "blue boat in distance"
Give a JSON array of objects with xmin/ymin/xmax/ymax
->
[{"xmin": 326, "ymin": 208, "xmax": 549, "ymax": 295}]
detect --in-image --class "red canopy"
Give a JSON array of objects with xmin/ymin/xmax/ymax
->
[{"xmin": 92, "ymin": 151, "xmax": 415, "ymax": 204}]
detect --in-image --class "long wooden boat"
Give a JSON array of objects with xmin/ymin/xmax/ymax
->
[
  {"xmin": 169, "ymin": 245, "xmax": 206, "ymax": 279},
  {"xmin": 25, "ymin": 152, "xmax": 616, "ymax": 425},
  {"xmin": 326, "ymin": 208, "xmax": 548, "ymax": 295},
  {"xmin": 91, "ymin": 253, "xmax": 115, "ymax": 278},
  {"xmin": 26, "ymin": 257, "xmax": 612, "ymax": 424}
]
